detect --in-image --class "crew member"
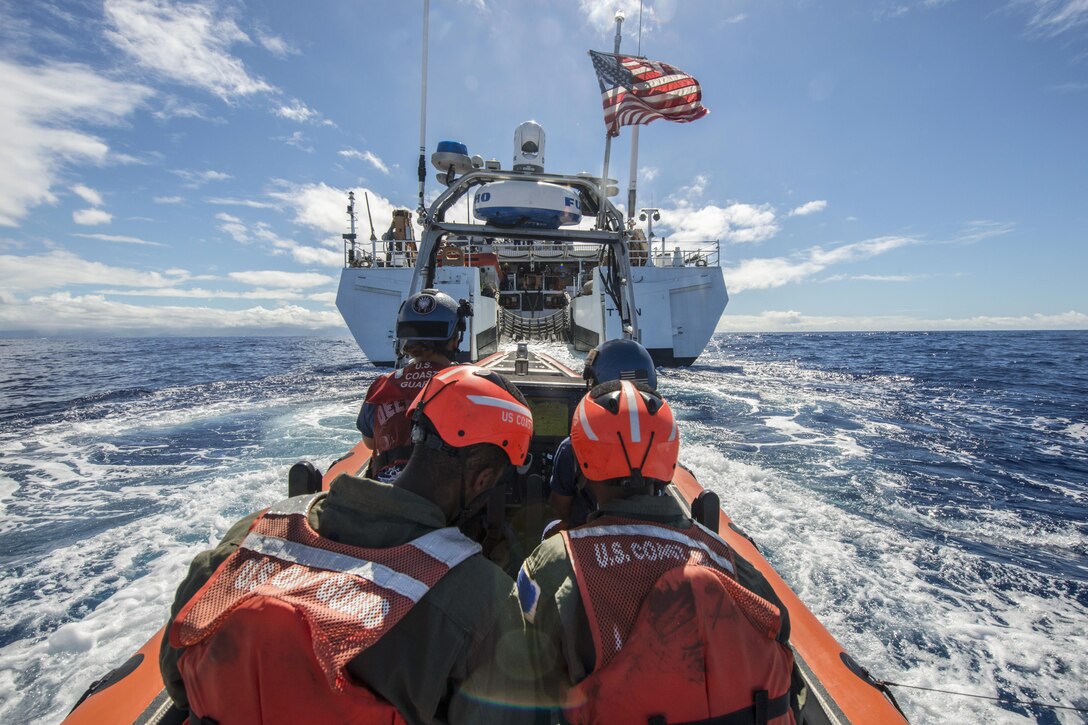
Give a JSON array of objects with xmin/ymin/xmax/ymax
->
[
  {"xmin": 547, "ymin": 339, "xmax": 658, "ymax": 533},
  {"xmin": 357, "ymin": 288, "xmax": 472, "ymax": 481},
  {"xmin": 518, "ymin": 381, "xmax": 797, "ymax": 724},
  {"xmin": 161, "ymin": 366, "xmax": 537, "ymax": 724}
]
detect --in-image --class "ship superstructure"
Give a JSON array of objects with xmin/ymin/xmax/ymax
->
[{"xmin": 336, "ymin": 122, "xmax": 728, "ymax": 367}]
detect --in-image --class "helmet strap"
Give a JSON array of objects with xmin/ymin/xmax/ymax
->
[{"xmin": 614, "ymin": 430, "xmax": 657, "ymax": 489}]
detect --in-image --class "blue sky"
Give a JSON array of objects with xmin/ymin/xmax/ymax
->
[{"xmin": 1, "ymin": 0, "xmax": 1086, "ymax": 335}]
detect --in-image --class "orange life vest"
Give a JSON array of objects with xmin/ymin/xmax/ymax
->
[
  {"xmin": 366, "ymin": 361, "xmax": 452, "ymax": 473},
  {"xmin": 561, "ymin": 517, "xmax": 795, "ymax": 725},
  {"xmin": 170, "ymin": 493, "xmax": 481, "ymax": 725}
]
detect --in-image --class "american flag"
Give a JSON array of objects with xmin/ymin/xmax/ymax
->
[{"xmin": 589, "ymin": 50, "xmax": 709, "ymax": 137}]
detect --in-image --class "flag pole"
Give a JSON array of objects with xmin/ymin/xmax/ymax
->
[
  {"xmin": 416, "ymin": 0, "xmax": 430, "ymax": 217},
  {"xmin": 627, "ymin": 0, "xmax": 644, "ymax": 225},
  {"xmin": 598, "ymin": 11, "xmax": 624, "ymax": 230}
]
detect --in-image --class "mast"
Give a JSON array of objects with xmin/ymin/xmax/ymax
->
[
  {"xmin": 627, "ymin": 0, "xmax": 644, "ymax": 223},
  {"xmin": 416, "ymin": 0, "xmax": 430, "ymax": 216},
  {"xmin": 343, "ymin": 191, "xmax": 358, "ymax": 266},
  {"xmin": 364, "ymin": 192, "xmax": 377, "ymax": 263},
  {"xmin": 627, "ymin": 128, "xmax": 640, "ymax": 224},
  {"xmin": 597, "ymin": 11, "xmax": 624, "ymax": 230}
]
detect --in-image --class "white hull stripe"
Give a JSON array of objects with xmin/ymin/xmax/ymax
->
[
  {"xmin": 466, "ymin": 394, "xmax": 532, "ymax": 418},
  {"xmin": 240, "ymin": 527, "xmax": 480, "ymax": 603},
  {"xmin": 568, "ymin": 523, "xmax": 735, "ymax": 575}
]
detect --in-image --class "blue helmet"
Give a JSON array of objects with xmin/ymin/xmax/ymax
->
[
  {"xmin": 396, "ymin": 289, "xmax": 471, "ymax": 345},
  {"xmin": 583, "ymin": 339, "xmax": 657, "ymax": 390}
]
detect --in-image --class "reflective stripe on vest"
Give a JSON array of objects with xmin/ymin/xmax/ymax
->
[
  {"xmin": 566, "ymin": 521, "xmax": 736, "ymax": 577},
  {"xmin": 172, "ymin": 493, "xmax": 481, "ymax": 690}
]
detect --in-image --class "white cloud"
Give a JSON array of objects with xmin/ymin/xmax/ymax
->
[
  {"xmin": 100, "ymin": 286, "xmax": 309, "ymax": 301},
  {"xmin": 0, "ymin": 292, "xmax": 342, "ymax": 335},
  {"xmin": 72, "ymin": 233, "xmax": 162, "ymax": 247},
  {"xmin": 662, "ymin": 202, "xmax": 779, "ymax": 243},
  {"xmin": 671, "ymin": 175, "xmax": 709, "ymax": 201},
  {"xmin": 654, "ymin": 175, "xmax": 780, "ymax": 243},
  {"xmin": 821, "ymin": 273, "xmax": 922, "ymax": 283},
  {"xmin": 1018, "ymin": 0, "xmax": 1088, "ymax": 37},
  {"xmin": 279, "ymin": 131, "xmax": 313, "ymax": 153},
  {"xmin": 266, "ymin": 182, "xmax": 421, "ymax": 259},
  {"xmin": 955, "ymin": 220, "xmax": 1015, "ymax": 243},
  {"xmin": 72, "ymin": 184, "xmax": 103, "ymax": 206},
  {"xmin": 216, "ymin": 212, "xmax": 249, "ymax": 243},
  {"xmin": 257, "ymin": 31, "xmax": 293, "ymax": 57},
  {"xmin": 154, "ymin": 196, "xmax": 183, "ymax": 204},
  {"xmin": 206, "ymin": 197, "xmax": 279, "ymax": 209},
  {"xmin": 104, "ymin": 0, "xmax": 273, "ymax": 101},
  {"xmin": 788, "ymin": 200, "xmax": 828, "ymax": 217},
  {"xmin": 228, "ymin": 270, "xmax": 335, "ymax": 289},
  {"xmin": 0, "ymin": 250, "xmax": 187, "ymax": 291},
  {"xmin": 210, "ymin": 210, "xmax": 345, "ymax": 267},
  {"xmin": 73, "ymin": 208, "xmax": 113, "ymax": 226},
  {"xmin": 151, "ymin": 95, "xmax": 214, "ymax": 121},
  {"xmin": 274, "ymin": 99, "xmax": 328, "ymax": 124},
  {"xmin": 288, "ymin": 245, "xmax": 342, "ymax": 267},
  {"xmin": 639, "ymin": 166, "xmax": 659, "ymax": 182},
  {"xmin": 173, "ymin": 169, "xmax": 232, "ymax": 187},
  {"xmin": 1048, "ymin": 81, "xmax": 1088, "ymax": 92},
  {"xmin": 0, "ymin": 59, "xmax": 151, "ymax": 226},
  {"xmin": 339, "ymin": 148, "xmax": 391, "ymax": 175},
  {"xmin": 718, "ymin": 309, "xmax": 1088, "ymax": 332},
  {"xmin": 725, "ymin": 236, "xmax": 918, "ymax": 293},
  {"xmin": 267, "ymin": 182, "xmax": 357, "ymax": 234},
  {"xmin": 579, "ymin": 0, "xmax": 661, "ymax": 35}
]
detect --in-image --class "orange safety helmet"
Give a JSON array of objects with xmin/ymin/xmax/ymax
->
[
  {"xmin": 571, "ymin": 380, "xmax": 679, "ymax": 485},
  {"xmin": 407, "ymin": 365, "xmax": 533, "ymax": 465}
]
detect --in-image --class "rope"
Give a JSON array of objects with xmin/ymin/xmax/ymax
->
[{"xmin": 878, "ymin": 679, "xmax": 1088, "ymax": 713}]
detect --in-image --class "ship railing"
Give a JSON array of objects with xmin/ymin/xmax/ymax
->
[
  {"xmin": 640, "ymin": 240, "xmax": 721, "ymax": 268},
  {"xmin": 343, "ymin": 238, "xmax": 417, "ymax": 269}
]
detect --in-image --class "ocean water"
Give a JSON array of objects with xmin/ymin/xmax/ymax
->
[{"xmin": 0, "ymin": 332, "xmax": 1085, "ymax": 724}]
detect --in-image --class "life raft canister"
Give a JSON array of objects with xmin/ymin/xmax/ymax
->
[
  {"xmin": 561, "ymin": 517, "xmax": 796, "ymax": 725},
  {"xmin": 366, "ymin": 360, "xmax": 452, "ymax": 473},
  {"xmin": 170, "ymin": 493, "xmax": 481, "ymax": 725}
]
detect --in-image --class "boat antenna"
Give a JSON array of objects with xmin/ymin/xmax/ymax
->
[
  {"xmin": 627, "ymin": 0, "xmax": 644, "ymax": 224},
  {"xmin": 596, "ymin": 10, "xmax": 624, "ymax": 230},
  {"xmin": 364, "ymin": 192, "xmax": 377, "ymax": 264},
  {"xmin": 416, "ymin": 0, "xmax": 431, "ymax": 217},
  {"xmin": 364, "ymin": 192, "xmax": 377, "ymax": 242}
]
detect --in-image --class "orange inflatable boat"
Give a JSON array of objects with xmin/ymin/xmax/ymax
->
[{"xmin": 63, "ymin": 350, "xmax": 908, "ymax": 725}]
